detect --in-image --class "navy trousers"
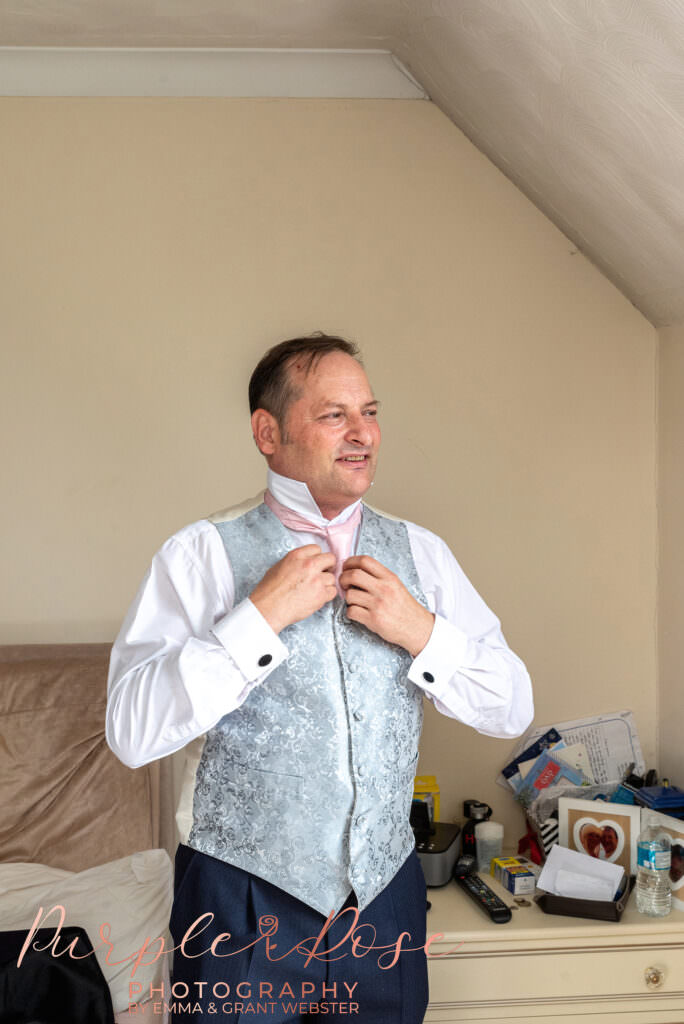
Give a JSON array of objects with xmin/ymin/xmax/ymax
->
[{"xmin": 169, "ymin": 845, "xmax": 429, "ymax": 1023}]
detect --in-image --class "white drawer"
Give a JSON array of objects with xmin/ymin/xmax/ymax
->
[{"xmin": 428, "ymin": 941, "xmax": 684, "ymax": 1004}]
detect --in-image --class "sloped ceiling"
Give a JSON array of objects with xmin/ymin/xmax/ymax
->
[{"xmin": 2, "ymin": 0, "xmax": 683, "ymax": 327}]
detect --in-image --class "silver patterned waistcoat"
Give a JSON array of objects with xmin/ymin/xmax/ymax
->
[{"xmin": 180, "ymin": 498, "xmax": 427, "ymax": 916}]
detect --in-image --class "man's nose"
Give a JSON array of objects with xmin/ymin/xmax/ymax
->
[{"xmin": 345, "ymin": 413, "xmax": 373, "ymax": 446}]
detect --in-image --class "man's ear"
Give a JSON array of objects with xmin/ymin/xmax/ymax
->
[{"xmin": 251, "ymin": 408, "xmax": 280, "ymax": 456}]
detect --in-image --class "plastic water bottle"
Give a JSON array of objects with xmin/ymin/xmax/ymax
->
[{"xmin": 636, "ymin": 824, "xmax": 671, "ymax": 916}]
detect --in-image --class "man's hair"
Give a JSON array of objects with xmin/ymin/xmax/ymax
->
[{"xmin": 248, "ymin": 332, "xmax": 362, "ymax": 431}]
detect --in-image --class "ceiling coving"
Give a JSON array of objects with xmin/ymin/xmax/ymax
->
[{"xmin": 2, "ymin": 0, "xmax": 683, "ymax": 327}]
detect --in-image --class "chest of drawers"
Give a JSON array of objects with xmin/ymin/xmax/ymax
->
[{"xmin": 425, "ymin": 875, "xmax": 684, "ymax": 1023}]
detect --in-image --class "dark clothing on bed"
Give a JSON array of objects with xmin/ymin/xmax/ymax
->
[{"xmin": 0, "ymin": 927, "xmax": 114, "ymax": 1024}]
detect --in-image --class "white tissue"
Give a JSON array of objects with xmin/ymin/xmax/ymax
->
[
  {"xmin": 537, "ymin": 844, "xmax": 624, "ymax": 901},
  {"xmin": 554, "ymin": 868, "xmax": 614, "ymax": 901}
]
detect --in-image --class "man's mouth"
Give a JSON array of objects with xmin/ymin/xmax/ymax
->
[{"xmin": 337, "ymin": 454, "xmax": 369, "ymax": 463}]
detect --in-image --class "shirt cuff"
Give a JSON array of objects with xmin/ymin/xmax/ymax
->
[
  {"xmin": 407, "ymin": 613, "xmax": 469, "ymax": 701},
  {"xmin": 211, "ymin": 598, "xmax": 289, "ymax": 682}
]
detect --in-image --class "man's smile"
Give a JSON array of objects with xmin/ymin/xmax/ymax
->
[{"xmin": 337, "ymin": 453, "xmax": 371, "ymax": 466}]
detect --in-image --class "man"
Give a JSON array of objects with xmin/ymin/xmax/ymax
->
[{"xmin": 107, "ymin": 333, "xmax": 533, "ymax": 1023}]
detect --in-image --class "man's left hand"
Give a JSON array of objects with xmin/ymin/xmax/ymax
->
[{"xmin": 339, "ymin": 555, "xmax": 435, "ymax": 658}]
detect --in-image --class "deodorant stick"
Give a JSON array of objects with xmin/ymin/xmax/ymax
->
[{"xmin": 475, "ymin": 820, "xmax": 504, "ymax": 872}]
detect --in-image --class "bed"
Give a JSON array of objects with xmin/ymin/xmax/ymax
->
[{"xmin": 0, "ymin": 643, "xmax": 174, "ymax": 1021}]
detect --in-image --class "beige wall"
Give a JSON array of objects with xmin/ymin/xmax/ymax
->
[
  {"xmin": 658, "ymin": 326, "xmax": 684, "ymax": 787},
  {"xmin": 1, "ymin": 97, "xmax": 657, "ymax": 841}
]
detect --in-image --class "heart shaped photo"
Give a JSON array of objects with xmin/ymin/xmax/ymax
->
[
  {"xmin": 573, "ymin": 817, "xmax": 625, "ymax": 863},
  {"xmin": 671, "ymin": 843, "xmax": 684, "ymax": 888},
  {"xmin": 559, "ymin": 799, "xmax": 642, "ymax": 875}
]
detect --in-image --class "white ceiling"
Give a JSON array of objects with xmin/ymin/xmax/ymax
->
[{"xmin": 2, "ymin": 0, "xmax": 683, "ymax": 327}]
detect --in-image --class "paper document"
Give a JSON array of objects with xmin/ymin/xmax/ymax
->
[
  {"xmin": 554, "ymin": 743, "xmax": 595, "ymax": 782},
  {"xmin": 517, "ymin": 741, "xmax": 565, "ymax": 779},
  {"xmin": 501, "ymin": 728, "xmax": 563, "ymax": 784},
  {"xmin": 498, "ymin": 711, "xmax": 644, "ymax": 789},
  {"xmin": 537, "ymin": 844, "xmax": 624, "ymax": 901},
  {"xmin": 514, "ymin": 749, "xmax": 587, "ymax": 808}
]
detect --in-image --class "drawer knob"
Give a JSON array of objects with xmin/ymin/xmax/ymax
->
[{"xmin": 645, "ymin": 966, "xmax": 664, "ymax": 990}]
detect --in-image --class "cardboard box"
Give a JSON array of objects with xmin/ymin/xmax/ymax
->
[
  {"xmin": 413, "ymin": 775, "xmax": 440, "ymax": 822},
  {"xmin": 491, "ymin": 856, "xmax": 536, "ymax": 895}
]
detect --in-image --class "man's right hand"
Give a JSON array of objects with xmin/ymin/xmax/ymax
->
[{"xmin": 249, "ymin": 545, "xmax": 337, "ymax": 634}]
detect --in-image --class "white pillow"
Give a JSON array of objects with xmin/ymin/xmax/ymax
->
[{"xmin": 0, "ymin": 849, "xmax": 173, "ymax": 1013}]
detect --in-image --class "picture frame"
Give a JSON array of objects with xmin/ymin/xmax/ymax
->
[{"xmin": 558, "ymin": 798, "xmax": 641, "ymax": 875}]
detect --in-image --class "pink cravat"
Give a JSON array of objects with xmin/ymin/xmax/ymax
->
[{"xmin": 264, "ymin": 489, "xmax": 362, "ymax": 596}]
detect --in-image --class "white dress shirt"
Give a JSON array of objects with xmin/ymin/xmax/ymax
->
[{"xmin": 106, "ymin": 470, "xmax": 534, "ymax": 768}]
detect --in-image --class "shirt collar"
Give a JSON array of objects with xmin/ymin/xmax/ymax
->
[{"xmin": 267, "ymin": 469, "xmax": 362, "ymax": 527}]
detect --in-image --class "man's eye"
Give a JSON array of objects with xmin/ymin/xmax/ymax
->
[{"xmin": 364, "ymin": 410, "xmax": 378, "ymax": 417}]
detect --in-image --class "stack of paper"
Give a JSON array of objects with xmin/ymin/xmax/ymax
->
[
  {"xmin": 537, "ymin": 845, "xmax": 625, "ymax": 902},
  {"xmin": 514, "ymin": 746, "xmax": 589, "ymax": 808},
  {"xmin": 499, "ymin": 711, "xmax": 645, "ymax": 796}
]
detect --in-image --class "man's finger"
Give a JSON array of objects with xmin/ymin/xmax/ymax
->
[
  {"xmin": 294, "ymin": 543, "xmax": 324, "ymax": 555},
  {"xmin": 312, "ymin": 551, "xmax": 337, "ymax": 570},
  {"xmin": 339, "ymin": 567, "xmax": 375, "ymax": 591},
  {"xmin": 341, "ymin": 555, "xmax": 388, "ymax": 578},
  {"xmin": 345, "ymin": 604, "xmax": 371, "ymax": 626},
  {"xmin": 345, "ymin": 586, "xmax": 372, "ymax": 608}
]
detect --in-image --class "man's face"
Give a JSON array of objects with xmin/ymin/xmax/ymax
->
[{"xmin": 263, "ymin": 352, "xmax": 381, "ymax": 518}]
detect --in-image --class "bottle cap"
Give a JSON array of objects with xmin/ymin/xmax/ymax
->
[{"xmin": 475, "ymin": 821, "xmax": 504, "ymax": 840}]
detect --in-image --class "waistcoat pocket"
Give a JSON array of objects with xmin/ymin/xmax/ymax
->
[{"xmin": 221, "ymin": 762, "xmax": 304, "ymax": 799}]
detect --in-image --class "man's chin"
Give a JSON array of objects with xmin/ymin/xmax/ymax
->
[
  {"xmin": 338, "ymin": 464, "xmax": 374, "ymax": 485},
  {"xmin": 335, "ymin": 458, "xmax": 375, "ymax": 481},
  {"xmin": 348, "ymin": 479, "xmax": 374, "ymax": 503},
  {"xmin": 330, "ymin": 475, "xmax": 373, "ymax": 503}
]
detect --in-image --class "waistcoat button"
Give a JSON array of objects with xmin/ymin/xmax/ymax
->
[{"xmin": 353, "ymin": 709, "xmax": 364, "ymax": 721}]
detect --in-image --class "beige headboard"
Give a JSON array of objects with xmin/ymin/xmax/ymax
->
[{"xmin": 0, "ymin": 644, "xmax": 161, "ymax": 872}]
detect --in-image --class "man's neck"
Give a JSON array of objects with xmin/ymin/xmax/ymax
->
[
  {"xmin": 317, "ymin": 499, "xmax": 352, "ymax": 521},
  {"xmin": 267, "ymin": 469, "xmax": 362, "ymax": 526}
]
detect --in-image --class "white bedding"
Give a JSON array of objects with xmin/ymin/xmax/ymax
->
[{"xmin": 0, "ymin": 848, "xmax": 173, "ymax": 1014}]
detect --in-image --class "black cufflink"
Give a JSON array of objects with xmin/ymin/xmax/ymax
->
[
  {"xmin": 422, "ymin": 671, "xmax": 435, "ymax": 683},
  {"xmin": 258, "ymin": 654, "xmax": 273, "ymax": 667}
]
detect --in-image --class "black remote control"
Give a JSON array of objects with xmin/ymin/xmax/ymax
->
[{"xmin": 454, "ymin": 872, "xmax": 512, "ymax": 924}]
